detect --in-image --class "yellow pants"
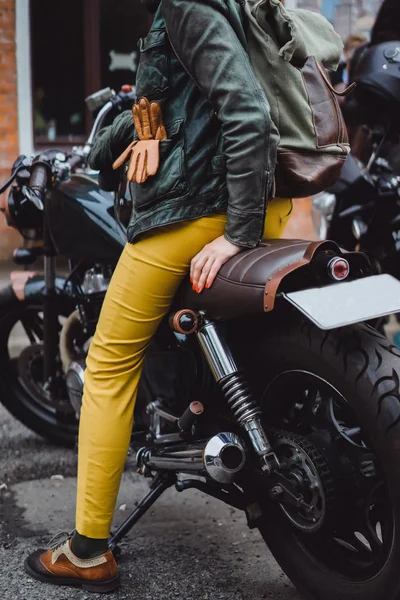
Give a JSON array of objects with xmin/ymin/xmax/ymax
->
[{"xmin": 76, "ymin": 198, "xmax": 293, "ymax": 538}]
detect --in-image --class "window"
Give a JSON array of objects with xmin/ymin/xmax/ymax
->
[
  {"xmin": 30, "ymin": 0, "xmax": 85, "ymax": 144},
  {"xmin": 30, "ymin": 0, "xmax": 150, "ymax": 148},
  {"xmin": 99, "ymin": 0, "xmax": 150, "ymax": 92}
]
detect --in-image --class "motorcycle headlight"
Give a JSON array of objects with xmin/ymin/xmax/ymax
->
[
  {"xmin": 311, "ymin": 192, "xmax": 336, "ymax": 240},
  {"xmin": 1, "ymin": 186, "xmax": 43, "ymax": 240}
]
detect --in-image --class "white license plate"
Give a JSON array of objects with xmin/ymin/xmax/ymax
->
[{"xmin": 283, "ymin": 274, "xmax": 400, "ymax": 330}]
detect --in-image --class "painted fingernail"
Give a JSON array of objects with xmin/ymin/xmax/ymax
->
[
  {"xmin": 190, "ymin": 277, "xmax": 193, "ymax": 283},
  {"xmin": 205, "ymin": 283, "xmax": 210, "ymax": 289},
  {"xmin": 196, "ymin": 286, "xmax": 201, "ymax": 293},
  {"xmin": 192, "ymin": 285, "xmax": 196, "ymax": 291}
]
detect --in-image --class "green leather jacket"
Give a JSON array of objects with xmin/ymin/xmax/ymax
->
[{"xmin": 89, "ymin": 0, "xmax": 279, "ymax": 248}]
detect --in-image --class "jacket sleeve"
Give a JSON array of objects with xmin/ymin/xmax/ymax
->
[
  {"xmin": 163, "ymin": 0, "xmax": 279, "ymax": 248},
  {"xmin": 88, "ymin": 110, "xmax": 135, "ymax": 172}
]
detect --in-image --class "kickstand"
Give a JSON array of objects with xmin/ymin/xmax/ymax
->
[{"xmin": 109, "ymin": 472, "xmax": 174, "ymax": 552}]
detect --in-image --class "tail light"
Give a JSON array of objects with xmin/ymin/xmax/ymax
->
[{"xmin": 328, "ymin": 257, "xmax": 350, "ymax": 281}]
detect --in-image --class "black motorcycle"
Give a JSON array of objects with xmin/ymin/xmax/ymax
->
[
  {"xmin": 0, "ymin": 86, "xmax": 136, "ymax": 445},
  {"xmin": 313, "ymin": 41, "xmax": 400, "ymax": 285},
  {"xmin": 3, "ymin": 85, "xmax": 400, "ymax": 600}
]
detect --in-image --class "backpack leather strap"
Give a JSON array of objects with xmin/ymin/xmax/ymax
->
[{"xmin": 316, "ymin": 61, "xmax": 357, "ymax": 97}]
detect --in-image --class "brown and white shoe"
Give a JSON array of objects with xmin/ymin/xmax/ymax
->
[{"xmin": 24, "ymin": 532, "xmax": 120, "ymax": 593}]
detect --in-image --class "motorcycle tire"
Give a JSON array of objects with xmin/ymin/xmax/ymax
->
[
  {"xmin": 0, "ymin": 285, "xmax": 78, "ymax": 447},
  {"xmin": 252, "ymin": 318, "xmax": 400, "ymax": 600}
]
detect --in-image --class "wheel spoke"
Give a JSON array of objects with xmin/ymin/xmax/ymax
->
[
  {"xmin": 363, "ymin": 484, "xmax": 386, "ymax": 552},
  {"xmin": 351, "ymin": 531, "xmax": 375, "ymax": 556},
  {"xmin": 353, "ymin": 516, "xmax": 383, "ymax": 556}
]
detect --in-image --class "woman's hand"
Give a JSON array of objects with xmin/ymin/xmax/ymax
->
[{"xmin": 190, "ymin": 235, "xmax": 242, "ymax": 293}]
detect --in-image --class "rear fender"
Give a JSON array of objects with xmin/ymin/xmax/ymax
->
[{"xmin": 179, "ymin": 240, "xmax": 371, "ymax": 320}]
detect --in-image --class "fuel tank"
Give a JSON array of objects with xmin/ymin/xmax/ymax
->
[{"xmin": 47, "ymin": 173, "xmax": 125, "ymax": 263}]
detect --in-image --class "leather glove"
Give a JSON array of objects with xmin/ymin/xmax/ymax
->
[
  {"xmin": 133, "ymin": 97, "xmax": 167, "ymax": 141},
  {"xmin": 112, "ymin": 98, "xmax": 167, "ymax": 184}
]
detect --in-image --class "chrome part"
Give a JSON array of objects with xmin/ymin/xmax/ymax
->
[
  {"xmin": 147, "ymin": 400, "xmax": 179, "ymax": 440},
  {"xmin": 53, "ymin": 158, "xmax": 72, "ymax": 182},
  {"xmin": 283, "ymin": 274, "xmax": 400, "ymax": 330},
  {"xmin": 75, "ymin": 88, "xmax": 137, "ymax": 162},
  {"xmin": 153, "ymin": 433, "xmax": 184, "ymax": 445},
  {"xmin": 204, "ymin": 432, "xmax": 246, "ymax": 484},
  {"xmin": 65, "ymin": 360, "xmax": 86, "ymax": 415},
  {"xmin": 327, "ymin": 257, "xmax": 350, "ymax": 281},
  {"xmin": 139, "ymin": 441, "xmax": 204, "ymax": 474},
  {"xmin": 22, "ymin": 185, "xmax": 44, "ymax": 211},
  {"xmin": 83, "ymin": 268, "xmax": 111, "ymax": 295},
  {"xmin": 147, "ymin": 400, "xmax": 178, "ymax": 423},
  {"xmin": 138, "ymin": 432, "xmax": 246, "ymax": 483},
  {"xmin": 219, "ymin": 373, "xmax": 278, "ymax": 471},
  {"xmin": 311, "ymin": 192, "xmax": 336, "ymax": 240},
  {"xmin": 220, "ymin": 373, "xmax": 260, "ymax": 423},
  {"xmin": 244, "ymin": 418, "xmax": 272, "ymax": 456},
  {"xmin": 82, "ymin": 100, "xmax": 114, "ymax": 158},
  {"xmin": 196, "ymin": 321, "xmax": 237, "ymax": 380},
  {"xmin": 196, "ymin": 320, "xmax": 277, "ymax": 473},
  {"xmin": 85, "ymin": 87, "xmax": 115, "ymax": 113}
]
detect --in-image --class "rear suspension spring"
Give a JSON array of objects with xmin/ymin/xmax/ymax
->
[
  {"xmin": 219, "ymin": 373, "xmax": 261, "ymax": 426},
  {"xmin": 196, "ymin": 316, "xmax": 276, "ymax": 471}
]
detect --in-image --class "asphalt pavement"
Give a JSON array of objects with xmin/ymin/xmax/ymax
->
[{"xmin": 0, "ymin": 402, "xmax": 301, "ymax": 600}]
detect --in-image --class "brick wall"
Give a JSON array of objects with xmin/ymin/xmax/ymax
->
[{"xmin": 0, "ymin": 0, "xmax": 22, "ymax": 261}]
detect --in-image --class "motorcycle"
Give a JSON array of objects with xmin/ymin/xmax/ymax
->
[
  {"xmin": 0, "ymin": 85, "xmax": 136, "ymax": 444},
  {"xmin": 312, "ymin": 41, "xmax": 400, "ymax": 299},
  {"xmin": 2, "ymin": 85, "xmax": 400, "ymax": 599}
]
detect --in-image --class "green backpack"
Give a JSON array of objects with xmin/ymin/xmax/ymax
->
[{"xmin": 242, "ymin": 0, "xmax": 351, "ymax": 198}]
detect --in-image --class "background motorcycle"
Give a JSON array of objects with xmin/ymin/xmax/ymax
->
[
  {"xmin": 0, "ymin": 85, "xmax": 135, "ymax": 444},
  {"xmin": 2, "ymin": 84, "xmax": 400, "ymax": 599},
  {"xmin": 313, "ymin": 41, "xmax": 400, "ymax": 286}
]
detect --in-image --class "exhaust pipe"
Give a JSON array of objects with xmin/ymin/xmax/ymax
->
[{"xmin": 138, "ymin": 432, "xmax": 246, "ymax": 484}]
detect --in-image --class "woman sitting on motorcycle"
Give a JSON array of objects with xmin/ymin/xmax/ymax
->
[{"xmin": 24, "ymin": 0, "xmax": 292, "ymax": 592}]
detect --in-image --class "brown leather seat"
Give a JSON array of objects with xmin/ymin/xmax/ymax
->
[{"xmin": 179, "ymin": 239, "xmax": 344, "ymax": 320}]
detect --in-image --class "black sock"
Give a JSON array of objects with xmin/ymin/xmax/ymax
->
[{"xmin": 70, "ymin": 530, "xmax": 109, "ymax": 559}]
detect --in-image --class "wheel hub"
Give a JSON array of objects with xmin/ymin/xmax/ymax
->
[
  {"xmin": 270, "ymin": 430, "xmax": 335, "ymax": 533},
  {"xmin": 17, "ymin": 343, "xmax": 73, "ymax": 413}
]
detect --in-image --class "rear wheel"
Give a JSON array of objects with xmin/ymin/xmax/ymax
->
[{"xmin": 252, "ymin": 318, "xmax": 400, "ymax": 600}]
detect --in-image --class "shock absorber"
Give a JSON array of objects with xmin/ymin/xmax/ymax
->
[{"xmin": 196, "ymin": 316, "xmax": 279, "ymax": 474}]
